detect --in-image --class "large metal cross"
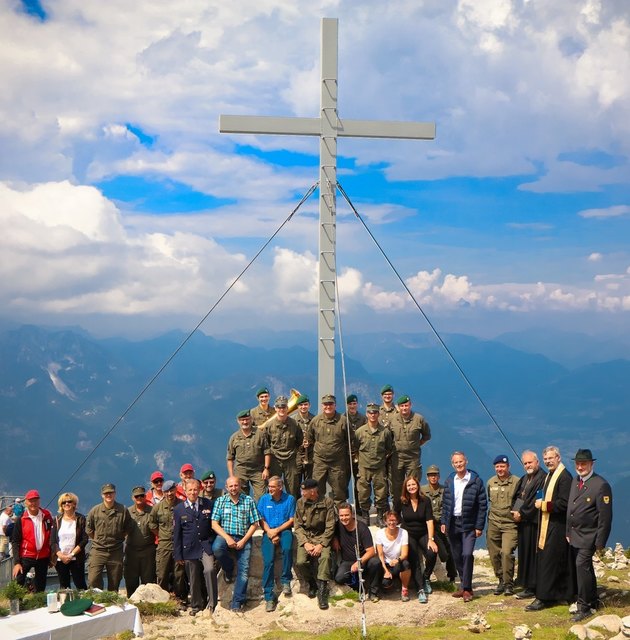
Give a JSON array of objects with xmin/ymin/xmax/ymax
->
[{"xmin": 220, "ymin": 18, "xmax": 435, "ymax": 400}]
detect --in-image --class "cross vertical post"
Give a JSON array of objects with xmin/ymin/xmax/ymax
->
[
  {"xmin": 318, "ymin": 18, "xmax": 338, "ymax": 399},
  {"xmin": 219, "ymin": 18, "xmax": 436, "ymax": 401}
]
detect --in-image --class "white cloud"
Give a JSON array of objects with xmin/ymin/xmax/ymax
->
[
  {"xmin": 578, "ymin": 204, "xmax": 630, "ymax": 218},
  {"xmin": 588, "ymin": 252, "xmax": 603, "ymax": 261}
]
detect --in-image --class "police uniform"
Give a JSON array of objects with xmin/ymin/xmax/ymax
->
[
  {"xmin": 173, "ymin": 496, "xmax": 218, "ymax": 613},
  {"xmin": 85, "ymin": 497, "xmax": 133, "ymax": 591},
  {"xmin": 226, "ymin": 427, "xmax": 269, "ymax": 501},
  {"xmin": 566, "ymin": 455, "xmax": 612, "ymax": 617},
  {"xmin": 486, "ymin": 471, "xmax": 519, "ymax": 591},
  {"xmin": 355, "ymin": 419, "xmax": 393, "ymax": 516},
  {"xmin": 123, "ymin": 499, "xmax": 156, "ymax": 597},
  {"xmin": 309, "ymin": 410, "xmax": 354, "ymax": 504},
  {"xmin": 266, "ymin": 415, "xmax": 303, "ymax": 497}
]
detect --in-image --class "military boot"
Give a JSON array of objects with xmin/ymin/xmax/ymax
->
[
  {"xmin": 317, "ymin": 580, "xmax": 329, "ymax": 610},
  {"xmin": 376, "ymin": 510, "xmax": 386, "ymax": 528},
  {"xmin": 307, "ymin": 580, "xmax": 318, "ymax": 598}
]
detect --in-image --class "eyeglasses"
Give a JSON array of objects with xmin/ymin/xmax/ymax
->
[{"xmin": 61, "ymin": 501, "xmax": 75, "ymax": 506}]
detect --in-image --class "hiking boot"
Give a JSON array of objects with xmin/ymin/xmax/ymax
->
[
  {"xmin": 504, "ymin": 584, "xmax": 514, "ymax": 597},
  {"xmin": 418, "ymin": 589, "xmax": 428, "ymax": 604},
  {"xmin": 376, "ymin": 510, "xmax": 386, "ymax": 528},
  {"xmin": 307, "ymin": 580, "xmax": 318, "ymax": 598},
  {"xmin": 317, "ymin": 580, "xmax": 329, "ymax": 610},
  {"xmin": 423, "ymin": 578, "xmax": 433, "ymax": 595},
  {"xmin": 281, "ymin": 582, "xmax": 292, "ymax": 597},
  {"xmin": 265, "ymin": 598, "xmax": 277, "ymax": 613},
  {"xmin": 401, "ymin": 587, "xmax": 410, "ymax": 602},
  {"xmin": 369, "ymin": 592, "xmax": 380, "ymax": 603},
  {"xmin": 493, "ymin": 580, "xmax": 505, "ymax": 595}
]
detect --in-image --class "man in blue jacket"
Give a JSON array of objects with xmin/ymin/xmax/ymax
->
[
  {"xmin": 173, "ymin": 478, "xmax": 217, "ymax": 615},
  {"xmin": 441, "ymin": 451, "xmax": 487, "ymax": 602}
]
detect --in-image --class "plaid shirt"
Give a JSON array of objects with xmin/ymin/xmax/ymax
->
[{"xmin": 211, "ymin": 493, "xmax": 260, "ymax": 537}]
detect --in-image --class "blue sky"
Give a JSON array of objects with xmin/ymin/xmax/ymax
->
[{"xmin": 1, "ymin": 0, "xmax": 629, "ymax": 340}]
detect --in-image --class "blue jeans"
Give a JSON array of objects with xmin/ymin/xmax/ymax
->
[
  {"xmin": 261, "ymin": 530, "xmax": 294, "ymax": 601},
  {"xmin": 212, "ymin": 535, "xmax": 252, "ymax": 608}
]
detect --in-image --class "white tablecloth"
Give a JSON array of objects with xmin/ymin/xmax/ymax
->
[{"xmin": 0, "ymin": 603, "xmax": 144, "ymax": 640}]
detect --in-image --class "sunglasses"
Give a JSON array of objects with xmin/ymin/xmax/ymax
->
[
  {"xmin": 134, "ymin": 494, "xmax": 146, "ymax": 498},
  {"xmin": 153, "ymin": 479, "xmax": 164, "ymax": 484},
  {"xmin": 61, "ymin": 501, "xmax": 75, "ymax": 506}
]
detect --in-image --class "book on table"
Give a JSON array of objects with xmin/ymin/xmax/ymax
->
[{"xmin": 84, "ymin": 604, "xmax": 106, "ymax": 617}]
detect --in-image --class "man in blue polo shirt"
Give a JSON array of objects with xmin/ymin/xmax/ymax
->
[
  {"xmin": 258, "ymin": 476, "xmax": 296, "ymax": 611},
  {"xmin": 212, "ymin": 476, "xmax": 260, "ymax": 611}
]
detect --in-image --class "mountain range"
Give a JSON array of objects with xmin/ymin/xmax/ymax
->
[{"xmin": 0, "ymin": 323, "xmax": 627, "ymax": 545}]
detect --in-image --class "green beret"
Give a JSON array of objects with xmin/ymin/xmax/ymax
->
[
  {"xmin": 237, "ymin": 409, "xmax": 250, "ymax": 419},
  {"xmin": 256, "ymin": 387, "xmax": 270, "ymax": 397},
  {"xmin": 60, "ymin": 598, "xmax": 93, "ymax": 616},
  {"xmin": 380, "ymin": 384, "xmax": 394, "ymax": 394},
  {"xmin": 346, "ymin": 394, "xmax": 358, "ymax": 403},
  {"xmin": 397, "ymin": 395, "xmax": 410, "ymax": 405},
  {"xmin": 201, "ymin": 470, "xmax": 216, "ymax": 481},
  {"xmin": 296, "ymin": 394, "xmax": 310, "ymax": 404}
]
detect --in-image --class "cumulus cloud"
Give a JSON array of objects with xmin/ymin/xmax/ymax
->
[{"xmin": 588, "ymin": 252, "xmax": 603, "ymax": 261}]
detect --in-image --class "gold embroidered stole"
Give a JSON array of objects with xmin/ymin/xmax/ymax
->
[{"xmin": 538, "ymin": 462, "xmax": 565, "ymax": 550}]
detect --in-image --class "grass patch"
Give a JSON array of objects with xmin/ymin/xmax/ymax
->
[
  {"xmin": 134, "ymin": 600, "xmax": 180, "ymax": 617},
  {"xmin": 0, "ymin": 606, "xmax": 10, "ymax": 617},
  {"xmin": 330, "ymin": 590, "xmax": 360, "ymax": 603},
  {"xmin": 430, "ymin": 579, "xmax": 456, "ymax": 593}
]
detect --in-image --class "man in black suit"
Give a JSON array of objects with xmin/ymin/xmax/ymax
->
[
  {"xmin": 173, "ymin": 478, "xmax": 218, "ymax": 615},
  {"xmin": 566, "ymin": 449, "xmax": 613, "ymax": 623}
]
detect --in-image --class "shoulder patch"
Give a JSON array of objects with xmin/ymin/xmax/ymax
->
[{"xmin": 603, "ymin": 496, "xmax": 610, "ymax": 504}]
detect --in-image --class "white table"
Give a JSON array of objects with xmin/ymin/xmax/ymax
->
[{"xmin": 0, "ymin": 603, "xmax": 144, "ymax": 640}]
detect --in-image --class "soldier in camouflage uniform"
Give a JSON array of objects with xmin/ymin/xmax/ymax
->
[
  {"xmin": 486, "ymin": 455, "xmax": 519, "ymax": 595},
  {"xmin": 266, "ymin": 395, "xmax": 303, "ymax": 497},
  {"xmin": 344, "ymin": 394, "xmax": 365, "ymax": 507},
  {"xmin": 86, "ymin": 483, "xmax": 133, "ymax": 591},
  {"xmin": 250, "ymin": 387, "xmax": 276, "ymax": 427},
  {"xmin": 226, "ymin": 409, "xmax": 270, "ymax": 501},
  {"xmin": 294, "ymin": 479, "xmax": 336, "ymax": 610},
  {"xmin": 292, "ymin": 394, "xmax": 314, "ymax": 481},
  {"xmin": 389, "ymin": 395, "xmax": 431, "ymax": 511},
  {"xmin": 309, "ymin": 394, "xmax": 355, "ymax": 505},
  {"xmin": 355, "ymin": 402, "xmax": 393, "ymax": 526},
  {"xmin": 124, "ymin": 486, "xmax": 156, "ymax": 597},
  {"xmin": 421, "ymin": 465, "xmax": 457, "ymax": 582},
  {"xmin": 148, "ymin": 481, "xmax": 187, "ymax": 605}
]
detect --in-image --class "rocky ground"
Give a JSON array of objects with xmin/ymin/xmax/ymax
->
[{"xmin": 135, "ymin": 544, "xmax": 630, "ymax": 640}]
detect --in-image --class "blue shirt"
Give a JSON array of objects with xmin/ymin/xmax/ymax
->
[{"xmin": 257, "ymin": 491, "xmax": 296, "ymax": 528}]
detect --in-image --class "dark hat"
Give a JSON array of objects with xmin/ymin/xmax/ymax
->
[
  {"xmin": 180, "ymin": 463, "xmax": 194, "ymax": 474},
  {"xmin": 24, "ymin": 489, "xmax": 40, "ymax": 500},
  {"xmin": 366, "ymin": 402, "xmax": 379, "ymax": 413},
  {"xmin": 301, "ymin": 478, "xmax": 318, "ymax": 490},
  {"xmin": 426, "ymin": 465, "xmax": 440, "ymax": 475},
  {"xmin": 256, "ymin": 386, "xmax": 270, "ymax": 397},
  {"xmin": 573, "ymin": 449, "xmax": 596, "ymax": 462},
  {"xmin": 132, "ymin": 486, "xmax": 146, "ymax": 497},
  {"xmin": 397, "ymin": 394, "xmax": 410, "ymax": 405},
  {"xmin": 274, "ymin": 395, "xmax": 289, "ymax": 407},
  {"xmin": 237, "ymin": 409, "xmax": 251, "ymax": 419},
  {"xmin": 322, "ymin": 394, "xmax": 336, "ymax": 403},
  {"xmin": 380, "ymin": 384, "xmax": 394, "ymax": 395},
  {"xmin": 201, "ymin": 470, "xmax": 216, "ymax": 481},
  {"xmin": 101, "ymin": 483, "xmax": 116, "ymax": 494},
  {"xmin": 493, "ymin": 455, "xmax": 509, "ymax": 465},
  {"xmin": 162, "ymin": 480, "xmax": 176, "ymax": 492},
  {"xmin": 150, "ymin": 471, "xmax": 164, "ymax": 482},
  {"xmin": 296, "ymin": 394, "xmax": 310, "ymax": 404},
  {"xmin": 346, "ymin": 394, "xmax": 358, "ymax": 403},
  {"xmin": 60, "ymin": 598, "xmax": 93, "ymax": 616}
]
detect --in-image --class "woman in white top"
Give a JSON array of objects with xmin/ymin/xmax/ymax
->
[
  {"xmin": 375, "ymin": 510, "xmax": 412, "ymax": 601},
  {"xmin": 53, "ymin": 492, "xmax": 88, "ymax": 589}
]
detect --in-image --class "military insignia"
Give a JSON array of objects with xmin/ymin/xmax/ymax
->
[{"xmin": 603, "ymin": 496, "xmax": 610, "ymax": 504}]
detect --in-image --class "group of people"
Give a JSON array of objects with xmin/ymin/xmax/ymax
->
[{"xmin": 5, "ymin": 388, "xmax": 613, "ymax": 624}]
